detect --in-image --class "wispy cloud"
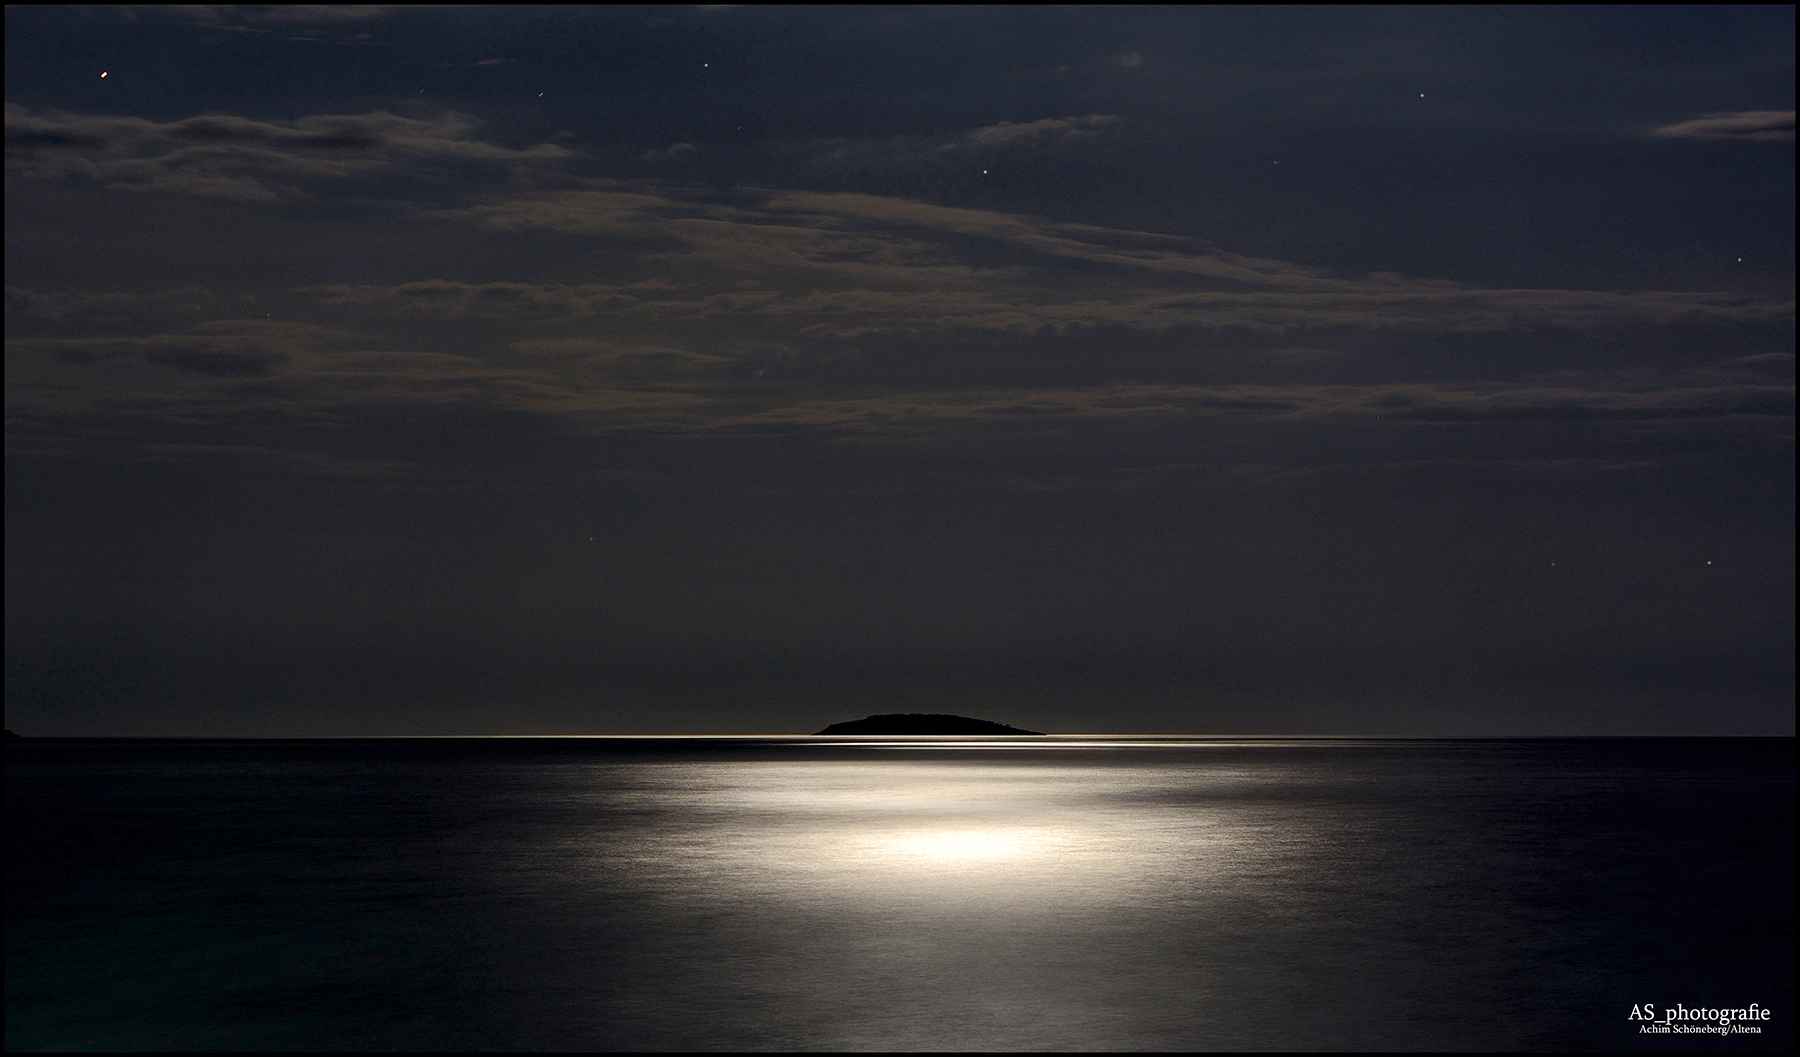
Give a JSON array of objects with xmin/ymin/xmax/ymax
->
[
  {"xmin": 13, "ymin": 310, "xmax": 1788, "ymax": 462},
  {"xmin": 151, "ymin": 5, "xmax": 405, "ymax": 26},
  {"xmin": 307, "ymin": 279, "xmax": 679, "ymax": 320},
  {"xmin": 643, "ymin": 141, "xmax": 702, "ymax": 162},
  {"xmin": 4, "ymin": 105, "xmax": 570, "ymax": 201},
  {"xmin": 698, "ymin": 379, "xmax": 1795, "ymax": 437},
  {"xmin": 429, "ymin": 187, "xmax": 1793, "ymax": 334},
  {"xmin": 8, "ymin": 104, "xmax": 1791, "ymax": 484},
  {"xmin": 1650, "ymin": 111, "xmax": 1795, "ymax": 141},
  {"xmin": 940, "ymin": 115, "xmax": 1120, "ymax": 151}
]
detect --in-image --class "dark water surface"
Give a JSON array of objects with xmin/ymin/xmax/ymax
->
[{"xmin": 6, "ymin": 737, "xmax": 1793, "ymax": 1051}]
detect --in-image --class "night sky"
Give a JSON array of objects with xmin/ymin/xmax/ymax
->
[{"xmin": 5, "ymin": 6, "xmax": 1792, "ymax": 736}]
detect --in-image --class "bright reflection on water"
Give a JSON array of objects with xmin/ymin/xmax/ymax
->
[
  {"xmin": 5, "ymin": 738, "xmax": 1793, "ymax": 1051},
  {"xmin": 622, "ymin": 758, "xmax": 1229, "ymax": 903},
  {"xmin": 520, "ymin": 754, "xmax": 1268, "ymax": 1049},
  {"xmin": 867, "ymin": 828, "xmax": 1044, "ymax": 863}
]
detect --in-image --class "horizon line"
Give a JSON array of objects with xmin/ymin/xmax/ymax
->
[{"xmin": 7, "ymin": 732, "xmax": 1792, "ymax": 741}]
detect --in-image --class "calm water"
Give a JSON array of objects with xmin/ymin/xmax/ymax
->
[{"xmin": 6, "ymin": 737, "xmax": 1793, "ymax": 1051}]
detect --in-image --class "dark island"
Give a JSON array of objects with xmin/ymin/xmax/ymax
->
[{"xmin": 814, "ymin": 713, "xmax": 1046, "ymax": 735}]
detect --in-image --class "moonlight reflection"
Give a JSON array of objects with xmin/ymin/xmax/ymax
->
[
  {"xmin": 620, "ymin": 758, "xmax": 1238, "ymax": 905},
  {"xmin": 864, "ymin": 828, "xmax": 1048, "ymax": 865}
]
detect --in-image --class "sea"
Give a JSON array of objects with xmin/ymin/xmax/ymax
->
[{"xmin": 5, "ymin": 736, "xmax": 1793, "ymax": 1051}]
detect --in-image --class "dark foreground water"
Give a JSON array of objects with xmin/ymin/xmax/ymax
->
[{"xmin": 6, "ymin": 737, "xmax": 1793, "ymax": 1051}]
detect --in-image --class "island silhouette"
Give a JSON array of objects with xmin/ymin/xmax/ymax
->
[{"xmin": 814, "ymin": 713, "xmax": 1046, "ymax": 735}]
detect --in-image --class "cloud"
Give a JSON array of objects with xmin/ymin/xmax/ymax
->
[
  {"xmin": 643, "ymin": 141, "xmax": 702, "ymax": 161},
  {"xmin": 941, "ymin": 115, "xmax": 1120, "ymax": 151},
  {"xmin": 11, "ymin": 299, "xmax": 1789, "ymax": 485},
  {"xmin": 1116, "ymin": 52, "xmax": 1144, "ymax": 69},
  {"xmin": 6, "ymin": 285, "xmax": 230, "ymax": 322},
  {"xmin": 800, "ymin": 115, "xmax": 1123, "ymax": 176},
  {"xmin": 1650, "ymin": 111, "xmax": 1795, "ymax": 142},
  {"xmin": 505, "ymin": 338, "xmax": 734, "ymax": 381},
  {"xmin": 13, "ymin": 94, "xmax": 1781, "ymax": 358},
  {"xmin": 141, "ymin": 346, "xmax": 287, "ymax": 377},
  {"xmin": 697, "ymin": 379, "xmax": 1794, "ymax": 436},
  {"xmin": 4, "ymin": 105, "xmax": 571, "ymax": 201},
  {"xmin": 7, "ymin": 317, "xmax": 711, "ymax": 470},
  {"xmin": 153, "ymin": 5, "xmax": 405, "ymax": 26},
  {"xmin": 12, "ymin": 319, "xmax": 351, "ymax": 378},
  {"xmin": 427, "ymin": 186, "xmax": 1794, "ymax": 334},
  {"xmin": 8, "ymin": 107, "xmax": 1791, "ymax": 484},
  {"xmin": 307, "ymin": 279, "xmax": 677, "ymax": 319}
]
